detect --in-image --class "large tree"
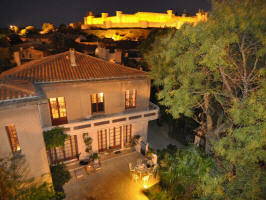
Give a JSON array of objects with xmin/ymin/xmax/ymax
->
[
  {"xmin": 144, "ymin": 0, "xmax": 266, "ymax": 199},
  {"xmin": 145, "ymin": 0, "xmax": 266, "ymax": 152}
]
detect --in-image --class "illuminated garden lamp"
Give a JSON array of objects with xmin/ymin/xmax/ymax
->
[{"xmin": 142, "ymin": 175, "xmax": 150, "ymax": 189}]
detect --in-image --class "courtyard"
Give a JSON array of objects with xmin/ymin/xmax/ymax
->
[
  {"xmin": 63, "ymin": 121, "xmax": 182, "ymax": 200},
  {"xmin": 64, "ymin": 151, "xmax": 157, "ymax": 200}
]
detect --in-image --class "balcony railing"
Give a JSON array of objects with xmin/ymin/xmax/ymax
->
[{"xmin": 43, "ymin": 102, "xmax": 159, "ymax": 132}]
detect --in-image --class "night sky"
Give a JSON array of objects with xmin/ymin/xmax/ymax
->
[{"xmin": 0, "ymin": 0, "xmax": 211, "ymax": 28}]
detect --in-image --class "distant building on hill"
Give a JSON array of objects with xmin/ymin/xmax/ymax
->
[
  {"xmin": 82, "ymin": 10, "xmax": 207, "ymax": 29},
  {"xmin": 13, "ymin": 46, "xmax": 49, "ymax": 66}
]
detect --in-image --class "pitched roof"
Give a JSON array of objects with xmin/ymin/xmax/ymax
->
[
  {"xmin": 0, "ymin": 50, "xmax": 147, "ymax": 83},
  {"xmin": 0, "ymin": 80, "xmax": 39, "ymax": 104}
]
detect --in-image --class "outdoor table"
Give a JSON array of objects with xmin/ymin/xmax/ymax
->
[
  {"xmin": 135, "ymin": 164, "xmax": 149, "ymax": 177},
  {"xmin": 84, "ymin": 164, "xmax": 94, "ymax": 174},
  {"xmin": 146, "ymin": 160, "xmax": 153, "ymax": 168}
]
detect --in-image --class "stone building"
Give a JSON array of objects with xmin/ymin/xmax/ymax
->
[
  {"xmin": 0, "ymin": 49, "xmax": 158, "ymax": 181},
  {"xmin": 95, "ymin": 45, "xmax": 122, "ymax": 64},
  {"xmin": 0, "ymin": 80, "xmax": 52, "ymax": 184},
  {"xmin": 82, "ymin": 10, "xmax": 207, "ymax": 29},
  {"xmin": 13, "ymin": 46, "xmax": 49, "ymax": 66}
]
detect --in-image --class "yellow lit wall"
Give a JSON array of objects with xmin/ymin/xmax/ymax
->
[{"xmin": 82, "ymin": 10, "xmax": 207, "ymax": 29}]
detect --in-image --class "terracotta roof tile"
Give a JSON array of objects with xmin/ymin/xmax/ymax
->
[
  {"xmin": 0, "ymin": 80, "xmax": 39, "ymax": 103},
  {"xmin": 0, "ymin": 50, "xmax": 147, "ymax": 83}
]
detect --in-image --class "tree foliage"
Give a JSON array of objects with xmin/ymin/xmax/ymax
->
[
  {"xmin": 159, "ymin": 146, "xmax": 214, "ymax": 199},
  {"xmin": 0, "ymin": 155, "xmax": 55, "ymax": 200},
  {"xmin": 50, "ymin": 164, "xmax": 71, "ymax": 192},
  {"xmin": 144, "ymin": 0, "xmax": 266, "ymax": 199},
  {"xmin": 43, "ymin": 127, "xmax": 68, "ymax": 148},
  {"xmin": 145, "ymin": 0, "xmax": 266, "ymax": 149}
]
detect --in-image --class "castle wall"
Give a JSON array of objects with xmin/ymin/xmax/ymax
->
[{"xmin": 82, "ymin": 10, "xmax": 207, "ymax": 29}]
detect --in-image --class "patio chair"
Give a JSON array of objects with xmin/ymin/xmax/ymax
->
[
  {"xmin": 146, "ymin": 160, "xmax": 153, "ymax": 168},
  {"xmin": 84, "ymin": 164, "xmax": 94, "ymax": 175},
  {"xmin": 132, "ymin": 173, "xmax": 139, "ymax": 182},
  {"xmin": 142, "ymin": 174, "xmax": 150, "ymax": 184},
  {"xmin": 152, "ymin": 164, "xmax": 158, "ymax": 178},
  {"xmin": 128, "ymin": 162, "xmax": 135, "ymax": 172},
  {"xmin": 93, "ymin": 159, "xmax": 102, "ymax": 172},
  {"xmin": 137, "ymin": 159, "xmax": 142, "ymax": 166}
]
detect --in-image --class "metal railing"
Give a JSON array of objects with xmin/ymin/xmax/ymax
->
[{"xmin": 43, "ymin": 102, "xmax": 159, "ymax": 132}]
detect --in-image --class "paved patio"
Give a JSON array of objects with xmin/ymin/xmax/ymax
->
[
  {"xmin": 64, "ymin": 121, "xmax": 181, "ymax": 200},
  {"xmin": 64, "ymin": 152, "xmax": 158, "ymax": 200}
]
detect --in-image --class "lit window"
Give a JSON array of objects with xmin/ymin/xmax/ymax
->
[
  {"xmin": 5, "ymin": 125, "xmax": 21, "ymax": 153},
  {"xmin": 49, "ymin": 97, "xmax": 68, "ymax": 125},
  {"xmin": 125, "ymin": 89, "xmax": 136, "ymax": 109},
  {"xmin": 91, "ymin": 93, "xmax": 105, "ymax": 113}
]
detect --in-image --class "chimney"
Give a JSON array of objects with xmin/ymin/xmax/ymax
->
[
  {"xmin": 69, "ymin": 49, "xmax": 77, "ymax": 67},
  {"xmin": 13, "ymin": 51, "xmax": 21, "ymax": 66}
]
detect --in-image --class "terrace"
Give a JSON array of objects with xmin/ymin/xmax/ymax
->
[
  {"xmin": 43, "ymin": 102, "xmax": 159, "ymax": 132},
  {"xmin": 64, "ymin": 151, "xmax": 158, "ymax": 200},
  {"xmin": 63, "ymin": 121, "xmax": 182, "ymax": 200}
]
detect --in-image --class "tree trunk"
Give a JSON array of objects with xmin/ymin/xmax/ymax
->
[{"xmin": 204, "ymin": 93, "xmax": 213, "ymax": 154}]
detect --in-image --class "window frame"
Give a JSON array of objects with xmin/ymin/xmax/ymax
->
[
  {"xmin": 5, "ymin": 125, "xmax": 21, "ymax": 153},
  {"xmin": 91, "ymin": 93, "xmax": 105, "ymax": 113},
  {"xmin": 109, "ymin": 126, "xmax": 122, "ymax": 149},
  {"xmin": 125, "ymin": 89, "xmax": 136, "ymax": 109},
  {"xmin": 48, "ymin": 97, "xmax": 68, "ymax": 126},
  {"xmin": 124, "ymin": 124, "xmax": 132, "ymax": 146}
]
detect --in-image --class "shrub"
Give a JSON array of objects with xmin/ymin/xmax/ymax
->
[
  {"xmin": 50, "ymin": 164, "xmax": 71, "ymax": 192},
  {"xmin": 43, "ymin": 127, "xmax": 68, "ymax": 148}
]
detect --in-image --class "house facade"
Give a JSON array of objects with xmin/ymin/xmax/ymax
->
[
  {"xmin": 0, "ymin": 49, "xmax": 159, "ymax": 179},
  {"xmin": 0, "ymin": 80, "xmax": 52, "ymax": 184}
]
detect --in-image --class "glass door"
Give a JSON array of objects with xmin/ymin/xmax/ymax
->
[
  {"xmin": 109, "ymin": 126, "xmax": 122, "ymax": 149},
  {"xmin": 48, "ymin": 135, "xmax": 78, "ymax": 164},
  {"xmin": 98, "ymin": 129, "xmax": 107, "ymax": 152}
]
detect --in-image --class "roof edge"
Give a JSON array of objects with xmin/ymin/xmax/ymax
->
[{"xmin": 35, "ymin": 75, "xmax": 149, "ymax": 85}]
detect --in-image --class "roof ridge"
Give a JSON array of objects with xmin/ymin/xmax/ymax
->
[
  {"xmin": 0, "ymin": 50, "xmax": 147, "ymax": 83},
  {"xmin": 76, "ymin": 52, "xmax": 147, "ymax": 74},
  {"xmin": 0, "ymin": 51, "xmax": 69, "ymax": 78}
]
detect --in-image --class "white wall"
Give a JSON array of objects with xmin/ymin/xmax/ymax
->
[{"xmin": 0, "ymin": 102, "xmax": 52, "ymax": 184}]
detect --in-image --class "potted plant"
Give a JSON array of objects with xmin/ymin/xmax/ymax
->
[
  {"xmin": 90, "ymin": 153, "xmax": 99, "ymax": 163},
  {"xmin": 79, "ymin": 133, "xmax": 93, "ymax": 165},
  {"xmin": 83, "ymin": 133, "xmax": 93, "ymax": 154},
  {"xmin": 131, "ymin": 135, "xmax": 141, "ymax": 146},
  {"xmin": 90, "ymin": 153, "xmax": 101, "ymax": 169},
  {"xmin": 131, "ymin": 135, "xmax": 142, "ymax": 152}
]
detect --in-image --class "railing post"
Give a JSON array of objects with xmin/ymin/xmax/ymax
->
[{"xmin": 121, "ymin": 126, "xmax": 124, "ymax": 149}]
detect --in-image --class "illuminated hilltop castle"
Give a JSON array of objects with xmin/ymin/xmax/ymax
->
[{"xmin": 82, "ymin": 10, "xmax": 207, "ymax": 29}]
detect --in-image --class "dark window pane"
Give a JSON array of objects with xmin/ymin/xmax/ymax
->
[
  {"xmin": 92, "ymin": 103, "xmax": 97, "ymax": 113},
  {"xmin": 98, "ymin": 102, "xmax": 104, "ymax": 112}
]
